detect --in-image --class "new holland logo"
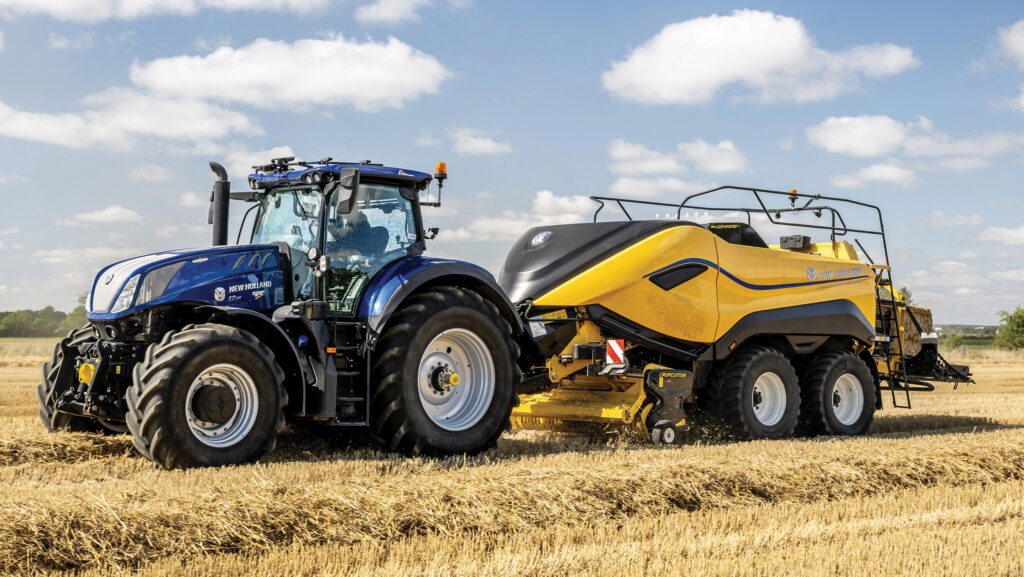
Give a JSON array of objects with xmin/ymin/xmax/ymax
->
[
  {"xmin": 807, "ymin": 267, "xmax": 816, "ymax": 281},
  {"xmin": 214, "ymin": 287, "xmax": 225, "ymax": 302}
]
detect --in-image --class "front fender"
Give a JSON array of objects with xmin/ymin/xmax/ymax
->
[
  {"xmin": 195, "ymin": 305, "xmax": 306, "ymax": 401},
  {"xmin": 360, "ymin": 257, "xmax": 523, "ymax": 338}
]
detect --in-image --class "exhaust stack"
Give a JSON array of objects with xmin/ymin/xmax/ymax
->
[{"xmin": 208, "ymin": 161, "xmax": 229, "ymax": 246}]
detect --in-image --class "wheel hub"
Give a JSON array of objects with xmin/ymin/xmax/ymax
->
[
  {"xmin": 751, "ymin": 372, "xmax": 787, "ymax": 427},
  {"xmin": 417, "ymin": 328, "xmax": 495, "ymax": 432},
  {"xmin": 184, "ymin": 363, "xmax": 260, "ymax": 448},
  {"xmin": 192, "ymin": 384, "xmax": 237, "ymax": 424}
]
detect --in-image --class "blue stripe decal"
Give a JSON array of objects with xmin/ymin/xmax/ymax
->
[{"xmin": 643, "ymin": 258, "xmax": 870, "ymax": 291}]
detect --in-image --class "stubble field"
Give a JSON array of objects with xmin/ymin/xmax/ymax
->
[{"xmin": 2, "ymin": 338, "xmax": 1023, "ymax": 576}]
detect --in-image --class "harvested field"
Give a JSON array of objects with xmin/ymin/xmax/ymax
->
[{"xmin": 1, "ymin": 340, "xmax": 1022, "ymax": 576}]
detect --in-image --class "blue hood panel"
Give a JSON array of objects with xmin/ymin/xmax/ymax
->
[{"xmin": 87, "ymin": 245, "xmax": 287, "ymax": 320}]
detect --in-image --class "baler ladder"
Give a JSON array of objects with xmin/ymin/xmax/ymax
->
[{"xmin": 873, "ymin": 265, "xmax": 912, "ymax": 409}]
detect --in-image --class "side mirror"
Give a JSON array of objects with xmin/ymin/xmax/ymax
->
[{"xmin": 332, "ymin": 168, "xmax": 360, "ymax": 215}]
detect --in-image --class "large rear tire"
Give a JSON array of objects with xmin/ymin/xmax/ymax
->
[
  {"xmin": 125, "ymin": 324, "xmax": 287, "ymax": 469},
  {"xmin": 370, "ymin": 286, "xmax": 519, "ymax": 456},
  {"xmin": 705, "ymin": 346, "xmax": 800, "ymax": 440},
  {"xmin": 37, "ymin": 326, "xmax": 103, "ymax": 433},
  {"xmin": 798, "ymin": 350, "xmax": 875, "ymax": 436}
]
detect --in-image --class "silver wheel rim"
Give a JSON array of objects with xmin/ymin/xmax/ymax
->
[
  {"xmin": 662, "ymin": 427, "xmax": 676, "ymax": 444},
  {"xmin": 417, "ymin": 328, "xmax": 495, "ymax": 432},
  {"xmin": 832, "ymin": 373, "xmax": 864, "ymax": 426},
  {"xmin": 752, "ymin": 372, "xmax": 787, "ymax": 427},
  {"xmin": 185, "ymin": 363, "xmax": 260, "ymax": 448}
]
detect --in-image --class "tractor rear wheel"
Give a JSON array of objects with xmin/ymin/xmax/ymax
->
[
  {"xmin": 125, "ymin": 324, "xmax": 287, "ymax": 468},
  {"xmin": 370, "ymin": 286, "xmax": 519, "ymax": 456},
  {"xmin": 705, "ymin": 346, "xmax": 800, "ymax": 440},
  {"xmin": 37, "ymin": 325, "xmax": 103, "ymax": 433},
  {"xmin": 798, "ymin": 350, "xmax": 875, "ymax": 436}
]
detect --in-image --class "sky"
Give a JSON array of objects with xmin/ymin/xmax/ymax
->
[{"xmin": 0, "ymin": 0, "xmax": 1022, "ymax": 325}]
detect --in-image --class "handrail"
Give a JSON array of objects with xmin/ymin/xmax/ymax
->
[{"xmin": 589, "ymin": 184, "xmax": 891, "ymax": 269}]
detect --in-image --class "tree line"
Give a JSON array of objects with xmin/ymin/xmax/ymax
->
[{"xmin": 0, "ymin": 296, "xmax": 87, "ymax": 338}]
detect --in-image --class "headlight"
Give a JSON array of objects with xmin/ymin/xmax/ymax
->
[
  {"xmin": 110, "ymin": 275, "xmax": 140, "ymax": 313},
  {"xmin": 136, "ymin": 262, "xmax": 185, "ymax": 306}
]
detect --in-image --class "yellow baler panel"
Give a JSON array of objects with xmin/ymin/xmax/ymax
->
[
  {"xmin": 533, "ymin": 225, "xmax": 720, "ymax": 343},
  {"xmin": 713, "ymin": 238, "xmax": 876, "ymax": 341}
]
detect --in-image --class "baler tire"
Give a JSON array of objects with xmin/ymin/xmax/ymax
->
[
  {"xmin": 125, "ymin": 323, "xmax": 287, "ymax": 469},
  {"xmin": 798, "ymin": 350, "xmax": 875, "ymax": 436},
  {"xmin": 706, "ymin": 345, "xmax": 800, "ymax": 440},
  {"xmin": 370, "ymin": 286, "xmax": 519, "ymax": 457},
  {"xmin": 37, "ymin": 325, "xmax": 104, "ymax": 434}
]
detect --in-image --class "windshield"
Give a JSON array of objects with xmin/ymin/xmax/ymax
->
[
  {"xmin": 251, "ymin": 186, "xmax": 323, "ymax": 299},
  {"xmin": 325, "ymin": 182, "xmax": 419, "ymax": 316}
]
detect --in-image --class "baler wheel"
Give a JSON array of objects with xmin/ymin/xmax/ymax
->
[
  {"xmin": 705, "ymin": 345, "xmax": 800, "ymax": 440},
  {"xmin": 798, "ymin": 350, "xmax": 875, "ymax": 436}
]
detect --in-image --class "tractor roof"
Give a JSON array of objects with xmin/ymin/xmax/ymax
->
[{"xmin": 247, "ymin": 158, "xmax": 432, "ymax": 190}]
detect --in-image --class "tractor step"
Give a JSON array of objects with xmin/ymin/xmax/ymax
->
[{"xmin": 336, "ymin": 396, "xmax": 365, "ymax": 402}]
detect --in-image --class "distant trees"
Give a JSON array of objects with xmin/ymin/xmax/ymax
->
[
  {"xmin": 898, "ymin": 286, "xmax": 914, "ymax": 305},
  {"xmin": 939, "ymin": 332, "xmax": 965, "ymax": 350},
  {"xmin": 994, "ymin": 307, "xmax": 1024, "ymax": 350},
  {"xmin": 0, "ymin": 295, "xmax": 87, "ymax": 338}
]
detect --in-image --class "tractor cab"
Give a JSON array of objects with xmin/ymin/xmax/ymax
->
[{"xmin": 245, "ymin": 159, "xmax": 434, "ymax": 315}]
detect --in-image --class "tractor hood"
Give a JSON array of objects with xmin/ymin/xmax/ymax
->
[{"xmin": 87, "ymin": 244, "xmax": 286, "ymax": 320}]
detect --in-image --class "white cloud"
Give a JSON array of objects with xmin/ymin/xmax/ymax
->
[
  {"xmin": 828, "ymin": 160, "xmax": 918, "ymax": 188},
  {"xmin": 131, "ymin": 34, "xmax": 451, "ymax": 112},
  {"xmin": 0, "ymin": 172, "xmax": 28, "ymax": 184},
  {"xmin": 57, "ymin": 205, "xmax": 142, "ymax": 227},
  {"xmin": 415, "ymin": 134, "xmax": 441, "ymax": 147},
  {"xmin": 0, "ymin": 30, "xmax": 5, "ymax": 52},
  {"xmin": 223, "ymin": 144, "xmax": 296, "ymax": 181},
  {"xmin": 129, "ymin": 164, "xmax": 173, "ymax": 182},
  {"xmin": 975, "ymin": 226, "xmax": 1024, "ymax": 246},
  {"xmin": 32, "ymin": 246, "xmax": 136, "ymax": 264},
  {"xmin": 48, "ymin": 31, "xmax": 93, "ymax": 50},
  {"xmin": 677, "ymin": 139, "xmax": 749, "ymax": 173},
  {"xmin": 0, "ymin": 0, "xmax": 328, "ymax": 23},
  {"xmin": 778, "ymin": 138, "xmax": 794, "ymax": 151},
  {"xmin": 155, "ymin": 224, "xmax": 207, "ymax": 238},
  {"xmin": 989, "ymin": 269, "xmax": 1024, "ymax": 281},
  {"xmin": 608, "ymin": 138, "xmax": 748, "ymax": 175},
  {"xmin": 0, "ymin": 227, "xmax": 18, "ymax": 234},
  {"xmin": 999, "ymin": 20, "xmax": 1024, "ymax": 69},
  {"xmin": 442, "ymin": 190, "xmax": 592, "ymax": 242},
  {"xmin": 952, "ymin": 287, "xmax": 980, "ymax": 296},
  {"xmin": 608, "ymin": 176, "xmax": 709, "ymax": 199},
  {"xmin": 355, "ymin": 0, "xmax": 431, "ymax": 24},
  {"xmin": 608, "ymin": 139, "xmax": 686, "ymax": 175},
  {"xmin": 929, "ymin": 260, "xmax": 970, "ymax": 274},
  {"xmin": 601, "ymin": 10, "xmax": 917, "ymax": 105},
  {"xmin": 451, "ymin": 128, "xmax": 512, "ymax": 155},
  {"xmin": 806, "ymin": 114, "xmax": 1024, "ymax": 160},
  {"xmin": 806, "ymin": 115, "xmax": 911, "ymax": 157},
  {"xmin": 919, "ymin": 211, "xmax": 983, "ymax": 227},
  {"xmin": 176, "ymin": 192, "xmax": 207, "ymax": 208},
  {"xmin": 0, "ymin": 88, "xmax": 260, "ymax": 150}
]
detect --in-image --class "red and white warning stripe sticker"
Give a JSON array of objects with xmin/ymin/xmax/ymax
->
[{"xmin": 606, "ymin": 339, "xmax": 624, "ymax": 365}]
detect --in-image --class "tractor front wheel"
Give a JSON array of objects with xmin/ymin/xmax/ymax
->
[
  {"xmin": 126, "ymin": 324, "xmax": 287, "ymax": 468},
  {"xmin": 370, "ymin": 286, "xmax": 519, "ymax": 456}
]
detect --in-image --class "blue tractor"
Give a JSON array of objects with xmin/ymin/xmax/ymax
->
[{"xmin": 38, "ymin": 158, "xmax": 524, "ymax": 468}]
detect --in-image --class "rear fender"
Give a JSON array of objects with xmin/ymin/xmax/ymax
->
[{"xmin": 360, "ymin": 257, "xmax": 524, "ymax": 343}]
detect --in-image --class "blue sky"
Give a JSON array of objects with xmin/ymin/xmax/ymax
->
[{"xmin": 0, "ymin": 0, "xmax": 1022, "ymax": 324}]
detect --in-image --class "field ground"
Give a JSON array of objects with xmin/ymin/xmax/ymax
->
[{"xmin": 2, "ymin": 340, "xmax": 1023, "ymax": 576}]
